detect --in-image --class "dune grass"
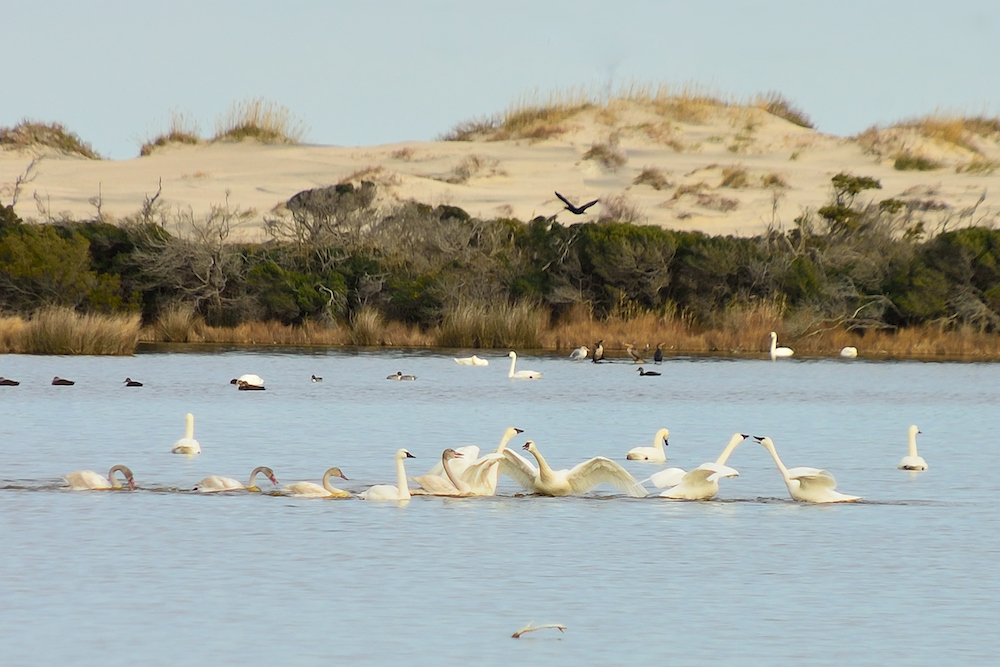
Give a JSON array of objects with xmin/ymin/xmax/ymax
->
[
  {"xmin": 212, "ymin": 98, "xmax": 308, "ymax": 144},
  {"xmin": 140, "ymin": 111, "xmax": 201, "ymax": 156},
  {"xmin": 0, "ymin": 121, "xmax": 100, "ymax": 158},
  {"xmin": 0, "ymin": 307, "xmax": 140, "ymax": 354}
]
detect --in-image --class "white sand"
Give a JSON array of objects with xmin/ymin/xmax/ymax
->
[{"xmin": 2, "ymin": 103, "xmax": 997, "ymax": 240}]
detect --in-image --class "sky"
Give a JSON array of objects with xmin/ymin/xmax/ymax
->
[{"xmin": 4, "ymin": 0, "xmax": 999, "ymax": 159}]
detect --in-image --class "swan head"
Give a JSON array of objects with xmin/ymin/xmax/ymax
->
[
  {"xmin": 522, "ymin": 440, "xmax": 538, "ymax": 453},
  {"xmin": 257, "ymin": 466, "xmax": 278, "ymax": 485},
  {"xmin": 655, "ymin": 428, "xmax": 670, "ymax": 445},
  {"xmin": 506, "ymin": 427, "xmax": 525, "ymax": 437},
  {"xmin": 508, "ymin": 351, "xmax": 516, "ymax": 359},
  {"xmin": 396, "ymin": 448, "xmax": 416, "ymax": 460},
  {"xmin": 111, "ymin": 465, "xmax": 136, "ymax": 490},
  {"xmin": 753, "ymin": 435, "xmax": 775, "ymax": 450},
  {"xmin": 909, "ymin": 425, "xmax": 921, "ymax": 437},
  {"xmin": 326, "ymin": 467, "xmax": 347, "ymax": 480},
  {"xmin": 442, "ymin": 449, "xmax": 463, "ymax": 461}
]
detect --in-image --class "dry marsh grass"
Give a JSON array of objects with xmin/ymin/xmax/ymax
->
[
  {"xmin": 0, "ymin": 121, "xmax": 100, "ymax": 158},
  {"xmin": 720, "ymin": 165, "xmax": 749, "ymax": 188},
  {"xmin": 0, "ymin": 308, "xmax": 140, "ymax": 355},
  {"xmin": 436, "ymin": 302, "xmax": 545, "ymax": 349},
  {"xmin": 754, "ymin": 92, "xmax": 814, "ymax": 129},
  {"xmin": 154, "ymin": 302, "xmax": 198, "ymax": 343},
  {"xmin": 213, "ymin": 98, "xmax": 308, "ymax": 144},
  {"xmin": 956, "ymin": 156, "xmax": 1000, "ymax": 174}
]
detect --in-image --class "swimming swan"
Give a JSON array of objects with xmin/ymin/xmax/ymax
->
[
  {"xmin": 840, "ymin": 346, "xmax": 858, "ymax": 358},
  {"xmin": 769, "ymin": 332, "xmax": 794, "ymax": 360},
  {"xmin": 755, "ymin": 436, "xmax": 859, "ymax": 503},
  {"xmin": 230, "ymin": 374, "xmax": 264, "ymax": 387},
  {"xmin": 454, "ymin": 355, "xmax": 489, "ymax": 366},
  {"xmin": 171, "ymin": 413, "xmax": 201, "ymax": 455},
  {"xmin": 626, "ymin": 428, "xmax": 670, "ymax": 462},
  {"xmin": 410, "ymin": 449, "xmax": 471, "ymax": 496},
  {"xmin": 508, "ymin": 351, "xmax": 542, "ymax": 379},
  {"xmin": 501, "ymin": 441, "xmax": 646, "ymax": 497},
  {"xmin": 569, "ymin": 346, "xmax": 589, "ymax": 360},
  {"xmin": 64, "ymin": 465, "xmax": 136, "ymax": 490},
  {"xmin": 430, "ymin": 427, "xmax": 525, "ymax": 495},
  {"xmin": 284, "ymin": 467, "xmax": 350, "ymax": 498},
  {"xmin": 360, "ymin": 449, "xmax": 416, "ymax": 500},
  {"xmin": 898, "ymin": 425, "xmax": 927, "ymax": 470},
  {"xmin": 655, "ymin": 433, "xmax": 746, "ymax": 500},
  {"xmin": 194, "ymin": 466, "xmax": 277, "ymax": 493}
]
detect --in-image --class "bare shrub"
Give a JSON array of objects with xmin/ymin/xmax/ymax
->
[{"xmin": 599, "ymin": 193, "xmax": 645, "ymax": 223}]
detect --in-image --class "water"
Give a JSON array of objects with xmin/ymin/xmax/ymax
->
[{"xmin": 1, "ymin": 348, "xmax": 997, "ymax": 665}]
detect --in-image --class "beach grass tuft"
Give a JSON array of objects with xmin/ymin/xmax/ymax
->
[
  {"xmin": 0, "ymin": 121, "xmax": 100, "ymax": 158},
  {"xmin": 213, "ymin": 98, "xmax": 308, "ymax": 144},
  {"xmin": 140, "ymin": 111, "xmax": 201, "ymax": 156}
]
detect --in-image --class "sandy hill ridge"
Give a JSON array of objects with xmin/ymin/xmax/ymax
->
[{"xmin": 2, "ymin": 96, "xmax": 998, "ymax": 239}]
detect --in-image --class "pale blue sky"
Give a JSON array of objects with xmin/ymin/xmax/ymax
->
[{"xmin": 4, "ymin": 0, "xmax": 998, "ymax": 158}]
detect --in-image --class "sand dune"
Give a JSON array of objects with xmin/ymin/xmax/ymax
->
[{"xmin": 2, "ymin": 102, "xmax": 998, "ymax": 239}]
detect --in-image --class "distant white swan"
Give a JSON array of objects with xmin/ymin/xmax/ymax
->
[
  {"xmin": 769, "ymin": 332, "xmax": 794, "ymax": 360},
  {"xmin": 284, "ymin": 467, "xmax": 350, "ymax": 498},
  {"xmin": 64, "ymin": 465, "xmax": 136, "ymax": 490},
  {"xmin": 194, "ymin": 466, "xmax": 277, "ymax": 493},
  {"xmin": 508, "ymin": 351, "xmax": 542, "ymax": 379},
  {"xmin": 898, "ymin": 425, "xmax": 927, "ymax": 470},
  {"xmin": 230, "ymin": 374, "xmax": 264, "ymax": 387},
  {"xmin": 569, "ymin": 345, "xmax": 589, "ymax": 360},
  {"xmin": 626, "ymin": 428, "xmax": 670, "ymax": 462},
  {"xmin": 411, "ymin": 449, "xmax": 471, "ymax": 496},
  {"xmin": 360, "ymin": 449, "xmax": 416, "ymax": 501},
  {"xmin": 171, "ymin": 413, "xmax": 201, "ymax": 455},
  {"xmin": 656, "ymin": 433, "xmax": 746, "ymax": 500},
  {"xmin": 755, "ymin": 436, "xmax": 859, "ymax": 503},
  {"xmin": 454, "ymin": 355, "xmax": 489, "ymax": 366},
  {"xmin": 840, "ymin": 346, "xmax": 858, "ymax": 358},
  {"xmin": 501, "ymin": 441, "xmax": 646, "ymax": 497}
]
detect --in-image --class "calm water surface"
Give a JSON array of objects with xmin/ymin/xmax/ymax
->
[{"xmin": 0, "ymin": 348, "xmax": 997, "ymax": 665}]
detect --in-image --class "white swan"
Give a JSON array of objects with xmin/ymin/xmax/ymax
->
[
  {"xmin": 898, "ymin": 425, "xmax": 927, "ymax": 470},
  {"xmin": 284, "ymin": 467, "xmax": 350, "ymax": 498},
  {"xmin": 64, "ymin": 465, "xmax": 136, "ymax": 490},
  {"xmin": 656, "ymin": 433, "xmax": 746, "ymax": 500},
  {"xmin": 755, "ymin": 436, "xmax": 859, "ymax": 503},
  {"xmin": 230, "ymin": 374, "xmax": 264, "ymax": 387},
  {"xmin": 508, "ymin": 351, "xmax": 542, "ymax": 379},
  {"xmin": 626, "ymin": 428, "xmax": 670, "ymax": 462},
  {"xmin": 569, "ymin": 345, "xmax": 589, "ymax": 360},
  {"xmin": 840, "ymin": 346, "xmax": 858, "ymax": 358},
  {"xmin": 433, "ymin": 427, "xmax": 525, "ymax": 495},
  {"xmin": 360, "ymin": 449, "xmax": 416, "ymax": 501},
  {"xmin": 194, "ymin": 466, "xmax": 277, "ymax": 493},
  {"xmin": 454, "ymin": 355, "xmax": 489, "ymax": 366},
  {"xmin": 171, "ymin": 412, "xmax": 201, "ymax": 455},
  {"xmin": 769, "ymin": 332, "xmax": 794, "ymax": 360},
  {"xmin": 411, "ymin": 449, "xmax": 471, "ymax": 496},
  {"xmin": 501, "ymin": 441, "xmax": 646, "ymax": 497}
]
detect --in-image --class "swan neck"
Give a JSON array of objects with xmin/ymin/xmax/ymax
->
[
  {"xmin": 496, "ymin": 430, "xmax": 516, "ymax": 454},
  {"xmin": 763, "ymin": 443, "xmax": 791, "ymax": 481},
  {"xmin": 653, "ymin": 431, "xmax": 666, "ymax": 454},
  {"xmin": 508, "ymin": 354, "xmax": 516, "ymax": 378},
  {"xmin": 908, "ymin": 432, "xmax": 918, "ymax": 458},
  {"xmin": 185, "ymin": 414, "xmax": 194, "ymax": 439},
  {"xmin": 528, "ymin": 447, "xmax": 554, "ymax": 481},
  {"xmin": 107, "ymin": 466, "xmax": 123, "ymax": 489},
  {"xmin": 322, "ymin": 469, "xmax": 335, "ymax": 493},
  {"xmin": 715, "ymin": 436, "xmax": 743, "ymax": 465},
  {"xmin": 396, "ymin": 454, "xmax": 411, "ymax": 500},
  {"xmin": 442, "ymin": 456, "xmax": 468, "ymax": 493}
]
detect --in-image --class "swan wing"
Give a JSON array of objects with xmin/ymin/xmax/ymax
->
[
  {"xmin": 409, "ymin": 474, "xmax": 462, "ymax": 496},
  {"xmin": 500, "ymin": 448, "xmax": 538, "ymax": 490},
  {"xmin": 461, "ymin": 453, "xmax": 504, "ymax": 488},
  {"xmin": 689, "ymin": 462, "xmax": 740, "ymax": 484},
  {"xmin": 64, "ymin": 470, "xmax": 109, "ymax": 490},
  {"xmin": 787, "ymin": 467, "xmax": 838, "ymax": 489},
  {"xmin": 645, "ymin": 467, "xmax": 687, "ymax": 489},
  {"xmin": 567, "ymin": 457, "xmax": 647, "ymax": 497},
  {"xmin": 284, "ymin": 481, "xmax": 328, "ymax": 497}
]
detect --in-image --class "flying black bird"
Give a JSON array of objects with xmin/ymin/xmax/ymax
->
[{"xmin": 555, "ymin": 192, "xmax": 599, "ymax": 215}]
